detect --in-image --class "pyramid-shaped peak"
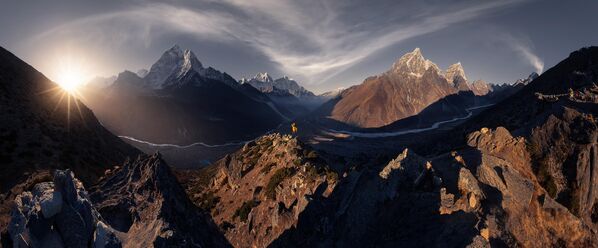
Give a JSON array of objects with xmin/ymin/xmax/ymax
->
[{"xmin": 144, "ymin": 45, "xmax": 205, "ymax": 88}]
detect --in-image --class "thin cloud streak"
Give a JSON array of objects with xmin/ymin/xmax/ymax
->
[
  {"xmin": 500, "ymin": 33, "xmax": 544, "ymax": 73},
  {"xmin": 33, "ymin": 0, "xmax": 529, "ymax": 84}
]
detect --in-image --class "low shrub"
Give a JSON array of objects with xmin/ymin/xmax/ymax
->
[
  {"xmin": 265, "ymin": 167, "xmax": 294, "ymax": 199},
  {"xmin": 233, "ymin": 200, "xmax": 259, "ymax": 222}
]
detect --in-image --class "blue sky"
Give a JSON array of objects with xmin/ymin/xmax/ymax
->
[{"xmin": 1, "ymin": 0, "xmax": 597, "ymax": 93}]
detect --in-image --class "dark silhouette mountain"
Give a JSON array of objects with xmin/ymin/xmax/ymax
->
[
  {"xmin": 83, "ymin": 45, "xmax": 288, "ymax": 145},
  {"xmin": 0, "ymin": 47, "xmax": 140, "ymax": 235}
]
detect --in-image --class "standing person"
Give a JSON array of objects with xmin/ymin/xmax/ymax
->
[{"xmin": 291, "ymin": 122, "xmax": 298, "ymax": 135}]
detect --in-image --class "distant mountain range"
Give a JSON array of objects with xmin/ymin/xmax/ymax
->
[
  {"xmin": 240, "ymin": 72, "xmax": 316, "ymax": 98},
  {"xmin": 239, "ymin": 72, "xmax": 326, "ymax": 116}
]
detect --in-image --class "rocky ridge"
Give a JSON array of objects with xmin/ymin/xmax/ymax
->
[{"xmin": 184, "ymin": 134, "xmax": 338, "ymax": 248}]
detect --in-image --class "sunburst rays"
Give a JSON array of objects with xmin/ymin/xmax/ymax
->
[{"xmin": 38, "ymin": 83, "xmax": 89, "ymax": 129}]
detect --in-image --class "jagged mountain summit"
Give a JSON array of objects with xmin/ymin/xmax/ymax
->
[
  {"xmin": 144, "ymin": 44, "xmax": 237, "ymax": 89},
  {"xmin": 325, "ymin": 48, "xmax": 488, "ymax": 128}
]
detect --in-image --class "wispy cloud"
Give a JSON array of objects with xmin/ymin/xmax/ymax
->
[
  {"xmin": 499, "ymin": 33, "xmax": 544, "ymax": 73},
  {"xmin": 33, "ymin": 0, "xmax": 529, "ymax": 84}
]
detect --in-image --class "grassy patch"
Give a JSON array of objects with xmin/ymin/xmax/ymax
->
[
  {"xmin": 198, "ymin": 191, "xmax": 220, "ymax": 211},
  {"xmin": 260, "ymin": 163, "xmax": 276, "ymax": 174},
  {"xmin": 265, "ymin": 167, "xmax": 294, "ymax": 199},
  {"xmin": 233, "ymin": 200, "xmax": 259, "ymax": 222},
  {"xmin": 293, "ymin": 159, "xmax": 302, "ymax": 167}
]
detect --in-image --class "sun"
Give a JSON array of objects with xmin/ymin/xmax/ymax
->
[
  {"xmin": 57, "ymin": 69, "xmax": 85, "ymax": 93},
  {"xmin": 56, "ymin": 64, "xmax": 86, "ymax": 94}
]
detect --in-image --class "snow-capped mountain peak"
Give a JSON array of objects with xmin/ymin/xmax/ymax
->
[{"xmin": 143, "ymin": 45, "xmax": 236, "ymax": 89}]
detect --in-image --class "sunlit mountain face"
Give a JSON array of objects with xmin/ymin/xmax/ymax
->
[{"xmin": 1, "ymin": 1, "xmax": 598, "ymax": 247}]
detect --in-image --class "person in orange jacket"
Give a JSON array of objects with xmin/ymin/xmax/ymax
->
[{"xmin": 291, "ymin": 122, "xmax": 298, "ymax": 134}]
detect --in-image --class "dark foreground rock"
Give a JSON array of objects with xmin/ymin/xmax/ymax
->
[
  {"xmin": 90, "ymin": 153, "xmax": 230, "ymax": 248},
  {"xmin": 7, "ymin": 169, "xmax": 121, "ymax": 248}
]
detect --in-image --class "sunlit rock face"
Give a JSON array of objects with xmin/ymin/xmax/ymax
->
[
  {"xmin": 329, "ymin": 48, "xmax": 478, "ymax": 128},
  {"xmin": 183, "ymin": 134, "xmax": 338, "ymax": 248}
]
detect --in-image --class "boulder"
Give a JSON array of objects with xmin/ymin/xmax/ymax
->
[
  {"xmin": 38, "ymin": 189, "xmax": 63, "ymax": 219},
  {"xmin": 7, "ymin": 170, "xmax": 122, "ymax": 248}
]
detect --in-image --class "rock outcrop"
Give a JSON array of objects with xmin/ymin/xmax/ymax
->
[
  {"xmin": 184, "ymin": 134, "xmax": 337, "ymax": 248},
  {"xmin": 528, "ymin": 107, "xmax": 598, "ymax": 232},
  {"xmin": 7, "ymin": 170, "xmax": 121, "ymax": 248},
  {"xmin": 90, "ymin": 153, "xmax": 230, "ymax": 248}
]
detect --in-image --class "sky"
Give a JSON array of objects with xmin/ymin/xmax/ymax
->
[{"xmin": 1, "ymin": 0, "xmax": 597, "ymax": 94}]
